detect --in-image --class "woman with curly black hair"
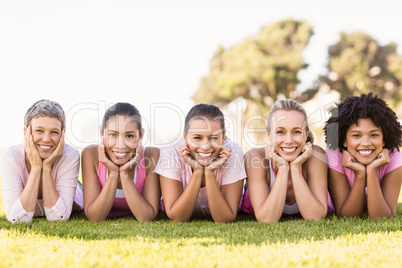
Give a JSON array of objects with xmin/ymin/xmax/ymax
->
[{"xmin": 324, "ymin": 93, "xmax": 402, "ymax": 219}]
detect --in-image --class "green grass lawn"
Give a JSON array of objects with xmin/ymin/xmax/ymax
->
[{"xmin": 1, "ymin": 186, "xmax": 401, "ymax": 267}]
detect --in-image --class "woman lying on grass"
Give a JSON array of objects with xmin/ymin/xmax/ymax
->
[
  {"xmin": 155, "ymin": 103, "xmax": 246, "ymax": 223},
  {"xmin": 82, "ymin": 103, "xmax": 160, "ymax": 222},
  {"xmin": 0, "ymin": 99, "xmax": 83, "ymax": 223},
  {"xmin": 241, "ymin": 99, "xmax": 328, "ymax": 222},
  {"xmin": 324, "ymin": 93, "xmax": 402, "ymax": 219}
]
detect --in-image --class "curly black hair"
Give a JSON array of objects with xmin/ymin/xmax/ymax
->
[{"xmin": 324, "ymin": 93, "xmax": 402, "ymax": 151}]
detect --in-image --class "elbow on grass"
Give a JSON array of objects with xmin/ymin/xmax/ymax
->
[
  {"xmin": 255, "ymin": 215, "xmax": 280, "ymax": 223},
  {"xmin": 211, "ymin": 211, "xmax": 238, "ymax": 223},
  {"xmin": 369, "ymin": 212, "xmax": 395, "ymax": 220},
  {"xmin": 303, "ymin": 214, "xmax": 325, "ymax": 221},
  {"xmin": 86, "ymin": 216, "xmax": 106, "ymax": 222},
  {"xmin": 255, "ymin": 210, "xmax": 280, "ymax": 223},
  {"xmin": 212, "ymin": 217, "xmax": 235, "ymax": 223},
  {"xmin": 135, "ymin": 213, "xmax": 158, "ymax": 222},
  {"xmin": 136, "ymin": 218, "xmax": 153, "ymax": 222},
  {"xmin": 170, "ymin": 217, "xmax": 190, "ymax": 223},
  {"xmin": 84, "ymin": 211, "xmax": 107, "ymax": 222},
  {"xmin": 337, "ymin": 210, "xmax": 363, "ymax": 219},
  {"xmin": 303, "ymin": 209, "xmax": 327, "ymax": 221},
  {"xmin": 167, "ymin": 213, "xmax": 191, "ymax": 223}
]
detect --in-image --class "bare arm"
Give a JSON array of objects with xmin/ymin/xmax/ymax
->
[
  {"xmin": 366, "ymin": 150, "xmax": 401, "ymax": 219},
  {"xmin": 160, "ymin": 143, "xmax": 205, "ymax": 222},
  {"xmin": 291, "ymin": 145, "xmax": 327, "ymax": 221},
  {"xmin": 121, "ymin": 147, "xmax": 161, "ymax": 221},
  {"xmin": 203, "ymin": 146, "xmax": 243, "ymax": 223},
  {"xmin": 160, "ymin": 170, "xmax": 203, "ymax": 222},
  {"xmin": 329, "ymin": 151, "xmax": 366, "ymax": 217},
  {"xmin": 205, "ymin": 169, "xmax": 243, "ymax": 223},
  {"xmin": 82, "ymin": 145, "xmax": 119, "ymax": 222},
  {"xmin": 245, "ymin": 147, "xmax": 289, "ymax": 223}
]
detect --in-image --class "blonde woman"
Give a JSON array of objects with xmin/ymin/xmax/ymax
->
[{"xmin": 242, "ymin": 99, "xmax": 327, "ymax": 222}]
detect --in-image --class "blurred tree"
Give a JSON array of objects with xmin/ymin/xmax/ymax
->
[
  {"xmin": 193, "ymin": 19, "xmax": 317, "ymax": 126},
  {"xmin": 318, "ymin": 31, "xmax": 402, "ymax": 108}
]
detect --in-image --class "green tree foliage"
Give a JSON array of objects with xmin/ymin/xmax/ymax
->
[
  {"xmin": 319, "ymin": 31, "xmax": 402, "ymax": 108},
  {"xmin": 193, "ymin": 19, "xmax": 316, "ymax": 119}
]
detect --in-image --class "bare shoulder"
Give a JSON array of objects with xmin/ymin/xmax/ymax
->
[
  {"xmin": 306, "ymin": 144, "xmax": 327, "ymax": 167},
  {"xmin": 312, "ymin": 144, "xmax": 325, "ymax": 154},
  {"xmin": 144, "ymin": 147, "xmax": 160, "ymax": 173},
  {"xmin": 245, "ymin": 147, "xmax": 266, "ymax": 170},
  {"xmin": 81, "ymin": 145, "xmax": 99, "ymax": 177},
  {"xmin": 245, "ymin": 147, "xmax": 265, "ymax": 159},
  {"xmin": 144, "ymin": 146, "xmax": 160, "ymax": 159},
  {"xmin": 82, "ymin": 144, "xmax": 99, "ymax": 160}
]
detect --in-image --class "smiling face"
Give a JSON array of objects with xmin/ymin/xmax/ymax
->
[
  {"xmin": 268, "ymin": 110, "xmax": 307, "ymax": 162},
  {"xmin": 184, "ymin": 118, "xmax": 224, "ymax": 167},
  {"xmin": 344, "ymin": 118, "xmax": 384, "ymax": 165},
  {"xmin": 102, "ymin": 115, "xmax": 142, "ymax": 166},
  {"xmin": 28, "ymin": 116, "xmax": 62, "ymax": 159}
]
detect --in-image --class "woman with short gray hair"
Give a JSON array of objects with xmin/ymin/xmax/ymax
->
[
  {"xmin": 24, "ymin": 99, "xmax": 66, "ymax": 131},
  {"xmin": 0, "ymin": 99, "xmax": 83, "ymax": 223}
]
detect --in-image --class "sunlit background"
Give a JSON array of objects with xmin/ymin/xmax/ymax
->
[{"xmin": 1, "ymin": 0, "xmax": 401, "ymax": 152}]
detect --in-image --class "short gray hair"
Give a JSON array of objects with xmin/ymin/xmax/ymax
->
[{"xmin": 24, "ymin": 99, "xmax": 66, "ymax": 130}]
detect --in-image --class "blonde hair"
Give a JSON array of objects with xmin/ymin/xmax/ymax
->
[{"xmin": 266, "ymin": 99, "xmax": 314, "ymax": 143}]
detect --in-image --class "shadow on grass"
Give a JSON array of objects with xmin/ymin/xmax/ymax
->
[{"xmin": 0, "ymin": 204, "xmax": 401, "ymax": 245}]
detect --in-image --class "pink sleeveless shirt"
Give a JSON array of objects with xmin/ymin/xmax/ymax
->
[
  {"xmin": 326, "ymin": 148, "xmax": 402, "ymax": 213},
  {"xmin": 97, "ymin": 148, "xmax": 147, "ymax": 217}
]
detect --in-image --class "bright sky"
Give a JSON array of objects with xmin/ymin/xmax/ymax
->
[{"xmin": 1, "ymin": 0, "xmax": 401, "ymax": 151}]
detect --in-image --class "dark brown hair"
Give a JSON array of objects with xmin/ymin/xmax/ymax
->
[
  {"xmin": 184, "ymin": 103, "xmax": 225, "ymax": 134},
  {"xmin": 101, "ymin": 102, "xmax": 142, "ymax": 135}
]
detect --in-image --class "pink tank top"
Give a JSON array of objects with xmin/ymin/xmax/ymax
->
[{"xmin": 97, "ymin": 148, "xmax": 147, "ymax": 217}]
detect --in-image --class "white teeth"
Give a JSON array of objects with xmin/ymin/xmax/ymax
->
[
  {"xmin": 198, "ymin": 152, "xmax": 212, "ymax": 157},
  {"xmin": 38, "ymin": 145, "xmax": 51, "ymax": 149},
  {"xmin": 359, "ymin": 150, "xmax": 373, "ymax": 155},
  {"xmin": 114, "ymin": 152, "xmax": 127, "ymax": 157},
  {"xmin": 282, "ymin": 147, "xmax": 297, "ymax": 153}
]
